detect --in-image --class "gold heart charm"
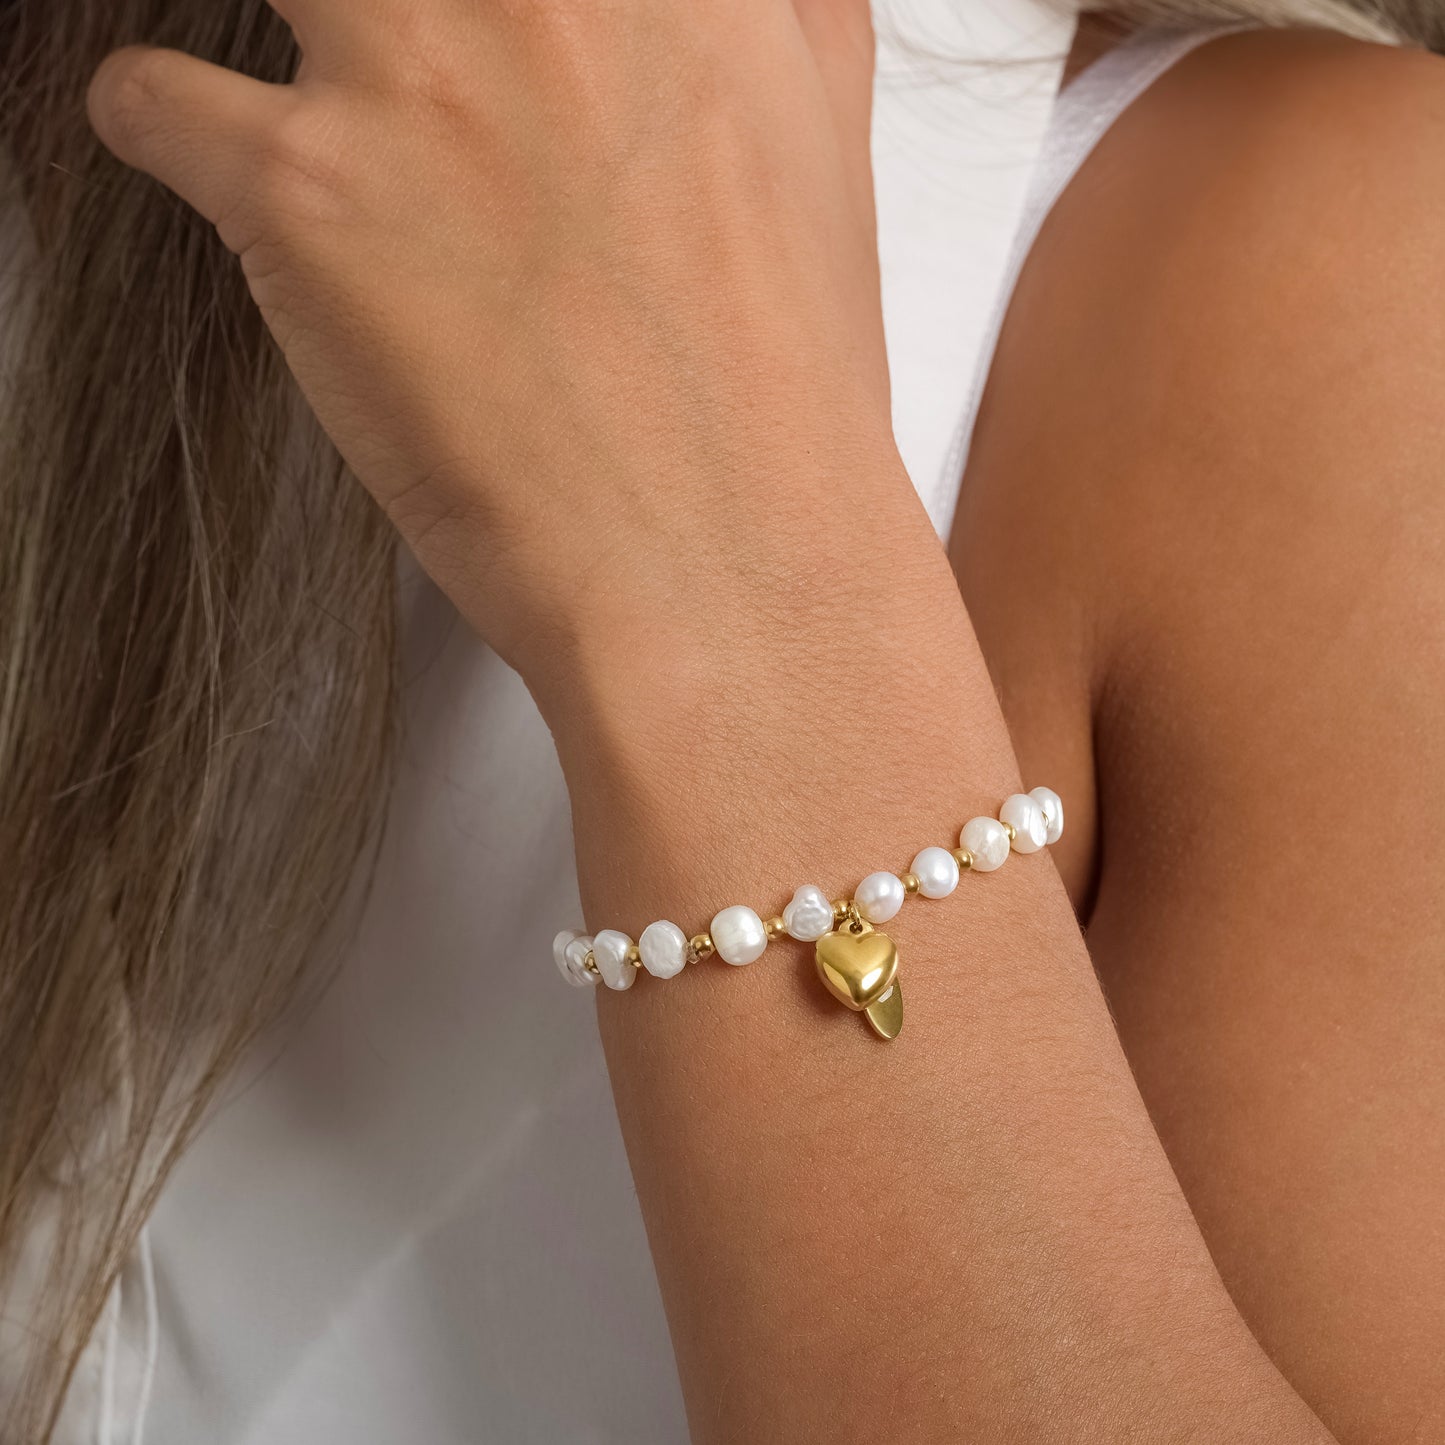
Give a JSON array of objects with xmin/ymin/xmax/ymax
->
[{"xmin": 815, "ymin": 918, "xmax": 899, "ymax": 1012}]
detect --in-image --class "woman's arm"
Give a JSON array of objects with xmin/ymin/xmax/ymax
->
[
  {"xmin": 570, "ymin": 510, "xmax": 1331, "ymax": 1444},
  {"xmin": 954, "ymin": 29, "xmax": 1445, "ymax": 1443},
  {"xmin": 87, "ymin": 5, "xmax": 1342, "ymax": 1440}
]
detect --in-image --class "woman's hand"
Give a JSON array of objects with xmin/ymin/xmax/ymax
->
[{"xmin": 87, "ymin": 0, "xmax": 895, "ymax": 692}]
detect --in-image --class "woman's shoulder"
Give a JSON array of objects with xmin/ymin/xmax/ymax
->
[
  {"xmin": 1049, "ymin": 27, "xmax": 1445, "ymax": 339},
  {"xmin": 1147, "ymin": 23, "xmax": 1445, "ymax": 147},
  {"xmin": 994, "ymin": 24, "xmax": 1445, "ymax": 521}
]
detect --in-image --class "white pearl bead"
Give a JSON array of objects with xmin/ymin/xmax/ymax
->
[
  {"xmin": 999, "ymin": 793, "xmax": 1048, "ymax": 853},
  {"xmin": 639, "ymin": 920, "xmax": 689, "ymax": 980},
  {"xmin": 909, "ymin": 846, "xmax": 960, "ymax": 899},
  {"xmin": 710, "ymin": 905, "xmax": 768, "ymax": 966},
  {"xmin": 563, "ymin": 934, "xmax": 600, "ymax": 988},
  {"xmin": 960, "ymin": 816, "xmax": 1010, "ymax": 872},
  {"xmin": 783, "ymin": 885, "xmax": 835, "ymax": 942},
  {"xmin": 592, "ymin": 929, "xmax": 636, "ymax": 990},
  {"xmin": 1030, "ymin": 785, "xmax": 1065, "ymax": 845},
  {"xmin": 553, "ymin": 930, "xmax": 591, "ymax": 988},
  {"xmin": 855, "ymin": 871, "xmax": 905, "ymax": 924}
]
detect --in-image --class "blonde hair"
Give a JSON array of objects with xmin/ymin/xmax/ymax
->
[
  {"xmin": 0, "ymin": 3, "xmax": 394, "ymax": 1437},
  {"xmin": 0, "ymin": 0, "xmax": 1432, "ymax": 1437}
]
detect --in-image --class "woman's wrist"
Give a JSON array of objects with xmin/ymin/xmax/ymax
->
[
  {"xmin": 508, "ymin": 432, "xmax": 919, "ymax": 679},
  {"xmin": 526, "ymin": 442, "xmax": 948, "ymax": 715},
  {"xmin": 546, "ymin": 538, "xmax": 982, "ymax": 782},
  {"xmin": 541, "ymin": 510, "xmax": 1027, "ymax": 935}
]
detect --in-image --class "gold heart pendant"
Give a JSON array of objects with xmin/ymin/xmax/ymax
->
[{"xmin": 815, "ymin": 918, "xmax": 899, "ymax": 1012}]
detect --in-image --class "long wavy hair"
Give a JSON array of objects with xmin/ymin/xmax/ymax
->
[
  {"xmin": 0, "ymin": 3, "xmax": 395, "ymax": 1437},
  {"xmin": 0, "ymin": 0, "xmax": 1435, "ymax": 1436}
]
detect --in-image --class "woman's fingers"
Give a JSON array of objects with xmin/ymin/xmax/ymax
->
[{"xmin": 88, "ymin": 47, "xmax": 290, "ymax": 230}]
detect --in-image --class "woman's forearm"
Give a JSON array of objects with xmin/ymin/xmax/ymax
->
[
  {"xmin": 80, "ymin": 5, "xmax": 1340, "ymax": 1434},
  {"xmin": 551, "ymin": 462, "xmax": 1332, "ymax": 1444}
]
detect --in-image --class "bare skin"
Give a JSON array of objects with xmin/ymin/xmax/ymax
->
[
  {"xmin": 594, "ymin": 27, "xmax": 1445, "ymax": 1444},
  {"xmin": 86, "ymin": 10, "xmax": 1442, "ymax": 1444},
  {"xmin": 954, "ymin": 28, "xmax": 1445, "ymax": 1441}
]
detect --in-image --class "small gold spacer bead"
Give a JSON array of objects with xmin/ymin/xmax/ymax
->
[
  {"xmin": 583, "ymin": 951, "xmax": 600, "ymax": 973},
  {"xmin": 689, "ymin": 932, "xmax": 715, "ymax": 961},
  {"xmin": 1002, "ymin": 821, "xmax": 1017, "ymax": 841},
  {"xmin": 764, "ymin": 915, "xmax": 787, "ymax": 941},
  {"xmin": 952, "ymin": 847, "xmax": 974, "ymax": 870},
  {"xmin": 627, "ymin": 943, "xmax": 643, "ymax": 968},
  {"xmin": 832, "ymin": 898, "xmax": 851, "ymax": 923},
  {"xmin": 901, "ymin": 872, "xmax": 920, "ymax": 895}
]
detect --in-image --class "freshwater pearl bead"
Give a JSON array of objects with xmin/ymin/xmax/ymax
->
[
  {"xmin": 563, "ymin": 934, "xmax": 600, "ymax": 988},
  {"xmin": 710, "ymin": 906, "xmax": 768, "ymax": 966},
  {"xmin": 639, "ymin": 920, "xmax": 689, "ymax": 980},
  {"xmin": 592, "ymin": 929, "xmax": 637, "ymax": 990},
  {"xmin": 783, "ymin": 885, "xmax": 835, "ymax": 942},
  {"xmin": 960, "ymin": 816, "xmax": 1010, "ymax": 872},
  {"xmin": 999, "ymin": 793, "xmax": 1048, "ymax": 853},
  {"xmin": 910, "ymin": 846, "xmax": 960, "ymax": 899},
  {"xmin": 1030, "ymin": 785, "xmax": 1065, "ymax": 845},
  {"xmin": 553, "ymin": 930, "xmax": 589, "ymax": 988},
  {"xmin": 855, "ymin": 871, "xmax": 905, "ymax": 924}
]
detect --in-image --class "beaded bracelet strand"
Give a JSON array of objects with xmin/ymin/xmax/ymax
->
[{"xmin": 552, "ymin": 787, "xmax": 1063, "ymax": 1042}]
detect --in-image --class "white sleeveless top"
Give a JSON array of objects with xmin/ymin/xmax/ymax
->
[{"xmin": 48, "ymin": 24, "xmax": 1232, "ymax": 1445}]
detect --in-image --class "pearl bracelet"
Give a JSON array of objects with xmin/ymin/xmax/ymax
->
[{"xmin": 553, "ymin": 787, "xmax": 1063, "ymax": 1042}]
